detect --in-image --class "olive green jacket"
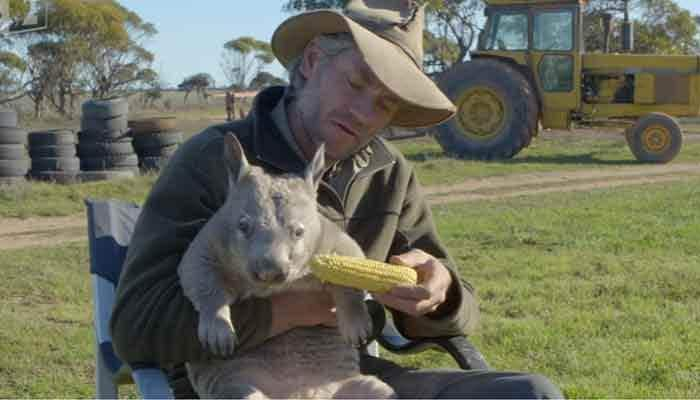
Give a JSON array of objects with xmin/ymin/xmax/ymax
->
[{"xmin": 110, "ymin": 87, "xmax": 480, "ymax": 367}]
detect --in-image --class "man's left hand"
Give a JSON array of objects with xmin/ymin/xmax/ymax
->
[{"xmin": 372, "ymin": 249, "xmax": 453, "ymax": 317}]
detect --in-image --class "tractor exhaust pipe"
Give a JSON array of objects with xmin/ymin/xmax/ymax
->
[
  {"xmin": 602, "ymin": 13, "xmax": 613, "ymax": 53},
  {"xmin": 622, "ymin": 0, "xmax": 634, "ymax": 52}
]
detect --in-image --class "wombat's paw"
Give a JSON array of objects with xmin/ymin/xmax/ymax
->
[
  {"xmin": 337, "ymin": 309, "xmax": 373, "ymax": 347},
  {"xmin": 198, "ymin": 314, "xmax": 237, "ymax": 356}
]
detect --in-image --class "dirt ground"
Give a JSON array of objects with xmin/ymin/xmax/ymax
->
[{"xmin": 2, "ymin": 159, "xmax": 699, "ymax": 250}]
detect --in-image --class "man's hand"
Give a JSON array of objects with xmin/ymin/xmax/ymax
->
[
  {"xmin": 373, "ymin": 249, "xmax": 453, "ymax": 317},
  {"xmin": 268, "ymin": 290, "xmax": 337, "ymax": 338}
]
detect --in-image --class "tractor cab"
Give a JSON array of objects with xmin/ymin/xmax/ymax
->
[{"xmin": 474, "ymin": 0, "xmax": 584, "ymax": 129}]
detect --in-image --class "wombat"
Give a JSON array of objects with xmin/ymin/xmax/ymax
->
[{"xmin": 177, "ymin": 133, "xmax": 396, "ymax": 399}]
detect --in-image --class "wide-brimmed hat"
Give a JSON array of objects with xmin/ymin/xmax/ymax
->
[{"xmin": 271, "ymin": 0, "xmax": 456, "ymax": 128}]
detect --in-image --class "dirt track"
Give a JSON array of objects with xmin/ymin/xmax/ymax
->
[{"xmin": 1, "ymin": 162, "xmax": 699, "ymax": 250}]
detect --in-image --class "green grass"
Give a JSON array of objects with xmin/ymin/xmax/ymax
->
[
  {"xmin": 394, "ymin": 132, "xmax": 700, "ymax": 186},
  {"xmin": 384, "ymin": 178, "xmax": 700, "ymax": 398},
  {"xmin": 2, "ymin": 179, "xmax": 698, "ymax": 397},
  {"xmin": 0, "ymin": 174, "xmax": 157, "ymax": 218}
]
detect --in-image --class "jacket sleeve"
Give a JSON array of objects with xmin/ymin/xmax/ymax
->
[
  {"xmin": 109, "ymin": 129, "xmax": 273, "ymax": 367},
  {"xmin": 388, "ymin": 166, "xmax": 480, "ymax": 339}
]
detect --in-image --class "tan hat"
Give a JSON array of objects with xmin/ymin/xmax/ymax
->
[{"xmin": 271, "ymin": 0, "xmax": 456, "ymax": 128}]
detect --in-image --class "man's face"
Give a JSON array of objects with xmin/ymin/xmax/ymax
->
[{"xmin": 296, "ymin": 46, "xmax": 400, "ymax": 162}]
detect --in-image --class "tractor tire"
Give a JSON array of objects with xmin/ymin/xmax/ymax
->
[
  {"xmin": 0, "ymin": 144, "xmax": 28, "ymax": 160},
  {"xmin": 81, "ymin": 154, "xmax": 139, "ymax": 171},
  {"xmin": 82, "ymin": 97, "xmax": 128, "ymax": 119},
  {"xmin": 77, "ymin": 141, "xmax": 135, "ymax": 157},
  {"xmin": 435, "ymin": 59, "xmax": 538, "ymax": 160},
  {"xmin": 30, "ymin": 145, "xmax": 77, "ymax": 158},
  {"xmin": 31, "ymin": 157, "xmax": 81, "ymax": 172},
  {"xmin": 79, "ymin": 170, "xmax": 136, "ymax": 182},
  {"xmin": 28, "ymin": 130, "xmax": 76, "ymax": 147},
  {"xmin": 137, "ymin": 144, "xmax": 179, "ymax": 158},
  {"xmin": 29, "ymin": 171, "xmax": 80, "ymax": 185},
  {"xmin": 129, "ymin": 117, "xmax": 177, "ymax": 134},
  {"xmin": 139, "ymin": 156, "xmax": 170, "ymax": 172},
  {"xmin": 626, "ymin": 113, "xmax": 682, "ymax": 164},
  {"xmin": 0, "ymin": 159, "xmax": 30, "ymax": 176},
  {"xmin": 133, "ymin": 132, "xmax": 183, "ymax": 150},
  {"xmin": 81, "ymin": 116, "xmax": 129, "ymax": 133},
  {"xmin": 0, "ymin": 127, "xmax": 28, "ymax": 145},
  {"xmin": 0, "ymin": 109, "xmax": 18, "ymax": 127}
]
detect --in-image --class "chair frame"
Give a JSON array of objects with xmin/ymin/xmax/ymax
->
[{"xmin": 86, "ymin": 198, "xmax": 488, "ymax": 399}]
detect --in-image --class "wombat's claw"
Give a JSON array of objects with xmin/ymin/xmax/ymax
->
[{"xmin": 198, "ymin": 315, "xmax": 237, "ymax": 356}]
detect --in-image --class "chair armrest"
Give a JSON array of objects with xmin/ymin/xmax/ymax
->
[{"xmin": 131, "ymin": 364, "xmax": 174, "ymax": 399}]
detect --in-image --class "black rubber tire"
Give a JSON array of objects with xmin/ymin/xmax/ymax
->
[
  {"xmin": 31, "ymin": 157, "xmax": 81, "ymax": 172},
  {"xmin": 0, "ymin": 159, "xmax": 30, "ymax": 176},
  {"xmin": 139, "ymin": 156, "xmax": 170, "ymax": 172},
  {"xmin": 129, "ymin": 117, "xmax": 178, "ymax": 134},
  {"xmin": 77, "ymin": 130, "xmax": 132, "ymax": 144},
  {"xmin": 626, "ymin": 113, "xmax": 683, "ymax": 164},
  {"xmin": 136, "ymin": 144, "xmax": 179, "ymax": 157},
  {"xmin": 81, "ymin": 154, "xmax": 139, "ymax": 170},
  {"xmin": 133, "ymin": 132, "xmax": 183, "ymax": 150},
  {"xmin": 0, "ymin": 109, "xmax": 18, "ymax": 128},
  {"xmin": 81, "ymin": 116, "xmax": 129, "ymax": 133},
  {"xmin": 29, "ymin": 171, "xmax": 80, "ymax": 185},
  {"xmin": 0, "ymin": 127, "xmax": 28, "ymax": 145},
  {"xmin": 30, "ymin": 145, "xmax": 77, "ymax": 158},
  {"xmin": 0, "ymin": 144, "xmax": 28, "ymax": 160},
  {"xmin": 82, "ymin": 97, "xmax": 129, "ymax": 119},
  {"xmin": 79, "ymin": 169, "xmax": 137, "ymax": 182},
  {"xmin": 28, "ymin": 130, "xmax": 76, "ymax": 146},
  {"xmin": 435, "ymin": 59, "xmax": 538, "ymax": 160},
  {"xmin": 77, "ymin": 141, "xmax": 135, "ymax": 157},
  {"xmin": 0, "ymin": 176, "xmax": 26, "ymax": 185}
]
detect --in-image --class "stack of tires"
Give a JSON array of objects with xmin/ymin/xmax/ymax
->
[
  {"xmin": 0, "ymin": 109, "xmax": 29, "ymax": 185},
  {"xmin": 129, "ymin": 117, "xmax": 183, "ymax": 173},
  {"xmin": 28, "ymin": 129, "xmax": 80, "ymax": 184},
  {"xmin": 79, "ymin": 98, "xmax": 138, "ymax": 181}
]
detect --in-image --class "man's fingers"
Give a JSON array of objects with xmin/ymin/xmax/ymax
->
[
  {"xmin": 387, "ymin": 284, "xmax": 431, "ymax": 300},
  {"xmin": 389, "ymin": 249, "xmax": 431, "ymax": 267},
  {"xmin": 374, "ymin": 292, "xmax": 440, "ymax": 316}
]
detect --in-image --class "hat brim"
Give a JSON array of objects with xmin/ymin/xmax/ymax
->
[{"xmin": 271, "ymin": 10, "xmax": 456, "ymax": 128}]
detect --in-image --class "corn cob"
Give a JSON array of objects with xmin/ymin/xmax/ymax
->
[{"xmin": 310, "ymin": 254, "xmax": 418, "ymax": 293}]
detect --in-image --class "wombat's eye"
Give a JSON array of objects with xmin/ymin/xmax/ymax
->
[
  {"xmin": 238, "ymin": 217, "xmax": 252, "ymax": 236},
  {"xmin": 292, "ymin": 224, "xmax": 305, "ymax": 239}
]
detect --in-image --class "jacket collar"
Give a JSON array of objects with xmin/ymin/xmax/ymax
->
[{"xmin": 248, "ymin": 86, "xmax": 396, "ymax": 179}]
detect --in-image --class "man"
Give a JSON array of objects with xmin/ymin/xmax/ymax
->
[
  {"xmin": 225, "ymin": 90, "xmax": 235, "ymax": 121},
  {"xmin": 111, "ymin": 1, "xmax": 564, "ymax": 398}
]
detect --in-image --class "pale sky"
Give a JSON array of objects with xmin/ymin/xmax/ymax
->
[{"xmin": 116, "ymin": 1, "xmax": 700, "ymax": 88}]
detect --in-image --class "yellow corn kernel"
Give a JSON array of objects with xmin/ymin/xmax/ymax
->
[{"xmin": 310, "ymin": 254, "xmax": 418, "ymax": 293}]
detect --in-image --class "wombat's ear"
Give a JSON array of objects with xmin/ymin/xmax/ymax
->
[
  {"xmin": 305, "ymin": 143, "xmax": 325, "ymax": 190},
  {"xmin": 223, "ymin": 133, "xmax": 250, "ymax": 184}
]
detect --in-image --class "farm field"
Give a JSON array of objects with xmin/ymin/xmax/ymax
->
[{"xmin": 0, "ymin": 118, "xmax": 699, "ymax": 398}]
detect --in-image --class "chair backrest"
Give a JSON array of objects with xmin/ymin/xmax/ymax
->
[{"xmin": 85, "ymin": 198, "xmax": 141, "ymax": 380}]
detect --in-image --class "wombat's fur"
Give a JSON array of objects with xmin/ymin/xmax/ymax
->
[{"xmin": 177, "ymin": 134, "xmax": 395, "ymax": 399}]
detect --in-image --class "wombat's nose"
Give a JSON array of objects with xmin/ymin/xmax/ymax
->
[{"xmin": 253, "ymin": 261, "xmax": 286, "ymax": 284}]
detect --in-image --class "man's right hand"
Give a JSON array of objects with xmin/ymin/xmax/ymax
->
[{"xmin": 268, "ymin": 290, "xmax": 337, "ymax": 338}]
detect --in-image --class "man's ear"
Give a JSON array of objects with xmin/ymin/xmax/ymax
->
[
  {"xmin": 299, "ymin": 38, "xmax": 324, "ymax": 80},
  {"xmin": 223, "ymin": 132, "xmax": 250, "ymax": 184},
  {"xmin": 305, "ymin": 143, "xmax": 325, "ymax": 191}
]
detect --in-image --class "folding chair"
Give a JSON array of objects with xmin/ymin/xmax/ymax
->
[{"xmin": 86, "ymin": 199, "xmax": 488, "ymax": 399}]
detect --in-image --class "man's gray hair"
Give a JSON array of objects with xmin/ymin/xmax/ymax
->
[{"xmin": 286, "ymin": 33, "xmax": 356, "ymax": 98}]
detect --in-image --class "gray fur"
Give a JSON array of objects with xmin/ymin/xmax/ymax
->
[{"xmin": 177, "ymin": 134, "xmax": 395, "ymax": 399}]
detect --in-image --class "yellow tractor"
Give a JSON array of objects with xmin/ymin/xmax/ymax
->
[{"xmin": 436, "ymin": 0, "xmax": 698, "ymax": 163}]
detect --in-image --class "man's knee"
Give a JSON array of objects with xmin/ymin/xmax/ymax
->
[{"xmin": 437, "ymin": 371, "xmax": 564, "ymax": 399}]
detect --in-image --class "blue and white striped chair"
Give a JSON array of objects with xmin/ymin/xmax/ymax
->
[
  {"xmin": 86, "ymin": 199, "xmax": 173, "ymax": 399},
  {"xmin": 85, "ymin": 198, "xmax": 488, "ymax": 399}
]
